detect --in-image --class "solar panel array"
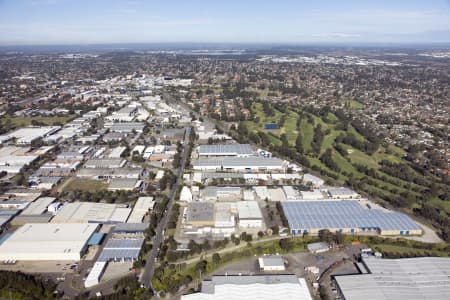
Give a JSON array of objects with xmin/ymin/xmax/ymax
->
[{"xmin": 282, "ymin": 201, "xmax": 420, "ymax": 232}]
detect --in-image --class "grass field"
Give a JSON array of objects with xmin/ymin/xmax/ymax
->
[
  {"xmin": 279, "ymin": 110, "xmax": 299, "ymax": 143},
  {"xmin": 428, "ymin": 198, "xmax": 450, "ymax": 215},
  {"xmin": 0, "ymin": 114, "xmax": 77, "ymax": 127},
  {"xmin": 63, "ymin": 179, "xmax": 107, "ymax": 193},
  {"xmin": 300, "ymin": 118, "xmax": 313, "ymax": 151},
  {"xmin": 341, "ymin": 98, "xmax": 365, "ymax": 109},
  {"xmin": 321, "ymin": 129, "xmax": 344, "ymax": 153},
  {"xmin": 243, "ymin": 103, "xmax": 435, "ymax": 206}
]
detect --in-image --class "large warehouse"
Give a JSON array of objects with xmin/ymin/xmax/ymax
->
[
  {"xmin": 193, "ymin": 157, "xmax": 285, "ymax": 172},
  {"xmin": 198, "ymin": 144, "xmax": 253, "ymax": 157},
  {"xmin": 282, "ymin": 201, "xmax": 422, "ymax": 236},
  {"xmin": 334, "ymin": 257, "xmax": 450, "ymax": 300},
  {"xmin": 0, "ymin": 223, "xmax": 98, "ymax": 260},
  {"xmin": 51, "ymin": 202, "xmax": 129, "ymax": 223},
  {"xmin": 7, "ymin": 126, "xmax": 61, "ymax": 145},
  {"xmin": 181, "ymin": 275, "xmax": 311, "ymax": 300},
  {"xmin": 237, "ymin": 201, "xmax": 263, "ymax": 228}
]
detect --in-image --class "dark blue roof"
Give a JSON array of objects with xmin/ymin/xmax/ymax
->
[
  {"xmin": 87, "ymin": 232, "xmax": 105, "ymax": 245},
  {"xmin": 264, "ymin": 123, "xmax": 279, "ymax": 130}
]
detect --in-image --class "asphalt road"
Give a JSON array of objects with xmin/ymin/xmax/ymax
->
[{"xmin": 139, "ymin": 127, "xmax": 191, "ymax": 290}]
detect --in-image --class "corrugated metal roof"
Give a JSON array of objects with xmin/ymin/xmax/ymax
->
[
  {"xmin": 199, "ymin": 144, "xmax": 253, "ymax": 156},
  {"xmin": 282, "ymin": 201, "xmax": 421, "ymax": 231},
  {"xmin": 335, "ymin": 257, "xmax": 450, "ymax": 300}
]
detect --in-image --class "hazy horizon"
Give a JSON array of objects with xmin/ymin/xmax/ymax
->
[{"xmin": 1, "ymin": 0, "xmax": 450, "ymax": 46}]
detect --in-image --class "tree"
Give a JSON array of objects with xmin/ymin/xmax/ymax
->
[
  {"xmin": 335, "ymin": 231, "xmax": 345, "ymax": 245},
  {"xmin": 212, "ymin": 253, "xmax": 221, "ymax": 266},
  {"xmin": 295, "ymin": 133, "xmax": 304, "ymax": 154},
  {"xmin": 318, "ymin": 229, "xmax": 334, "ymax": 244},
  {"xmin": 311, "ymin": 124, "xmax": 324, "ymax": 155},
  {"xmin": 279, "ymin": 238, "xmax": 293, "ymax": 251}
]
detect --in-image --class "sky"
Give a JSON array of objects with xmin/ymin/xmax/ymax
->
[{"xmin": 0, "ymin": 0, "xmax": 449, "ymax": 46}]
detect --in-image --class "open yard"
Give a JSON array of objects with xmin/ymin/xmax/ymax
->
[
  {"xmin": 0, "ymin": 114, "xmax": 77, "ymax": 127},
  {"xmin": 62, "ymin": 179, "xmax": 108, "ymax": 193}
]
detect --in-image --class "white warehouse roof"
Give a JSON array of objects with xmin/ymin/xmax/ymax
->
[
  {"xmin": 198, "ymin": 144, "xmax": 253, "ymax": 156},
  {"xmin": 181, "ymin": 275, "xmax": 311, "ymax": 300},
  {"xmin": 237, "ymin": 201, "xmax": 263, "ymax": 220},
  {"xmin": 0, "ymin": 223, "xmax": 98, "ymax": 261},
  {"xmin": 20, "ymin": 197, "xmax": 55, "ymax": 215},
  {"xmin": 52, "ymin": 202, "xmax": 121, "ymax": 223},
  {"xmin": 335, "ymin": 257, "xmax": 450, "ymax": 300}
]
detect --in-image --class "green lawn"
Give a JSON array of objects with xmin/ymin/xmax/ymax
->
[
  {"xmin": 332, "ymin": 151, "xmax": 360, "ymax": 175},
  {"xmin": 280, "ymin": 110, "xmax": 299, "ymax": 144},
  {"xmin": 252, "ymin": 102, "xmax": 283, "ymax": 124},
  {"xmin": 341, "ymin": 145, "xmax": 380, "ymax": 169},
  {"xmin": 341, "ymin": 98, "xmax": 365, "ymax": 109},
  {"xmin": 325, "ymin": 112, "xmax": 339, "ymax": 123},
  {"xmin": 321, "ymin": 129, "xmax": 344, "ymax": 153},
  {"xmin": 347, "ymin": 125, "xmax": 365, "ymax": 141},
  {"xmin": 299, "ymin": 118, "xmax": 313, "ymax": 151},
  {"xmin": 246, "ymin": 102, "xmax": 431, "ymax": 202},
  {"xmin": 63, "ymin": 179, "xmax": 107, "ymax": 193},
  {"xmin": 427, "ymin": 198, "xmax": 450, "ymax": 215},
  {"xmin": 1, "ymin": 114, "xmax": 77, "ymax": 127}
]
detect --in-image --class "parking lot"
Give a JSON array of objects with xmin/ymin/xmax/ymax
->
[{"xmin": 207, "ymin": 246, "xmax": 362, "ymax": 299}]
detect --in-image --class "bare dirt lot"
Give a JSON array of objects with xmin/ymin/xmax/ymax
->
[{"xmin": 0, "ymin": 260, "xmax": 77, "ymax": 273}]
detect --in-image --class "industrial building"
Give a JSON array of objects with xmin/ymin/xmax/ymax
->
[
  {"xmin": 0, "ymin": 223, "xmax": 98, "ymax": 260},
  {"xmin": 300, "ymin": 189, "xmax": 324, "ymax": 200},
  {"xmin": 193, "ymin": 157, "xmax": 285, "ymax": 172},
  {"xmin": 253, "ymin": 186, "xmax": 271, "ymax": 200},
  {"xmin": 108, "ymin": 122, "xmax": 145, "ymax": 133},
  {"xmin": 19, "ymin": 197, "xmax": 55, "ymax": 215},
  {"xmin": 98, "ymin": 238, "xmax": 144, "ymax": 262},
  {"xmin": 127, "ymin": 197, "xmax": 154, "ymax": 223},
  {"xmin": 214, "ymin": 203, "xmax": 235, "ymax": 228},
  {"xmin": 108, "ymin": 146, "xmax": 127, "ymax": 158},
  {"xmin": 107, "ymin": 178, "xmax": 141, "ymax": 191},
  {"xmin": 282, "ymin": 201, "xmax": 422, "ymax": 235},
  {"xmin": 85, "ymin": 236, "xmax": 145, "ymax": 287},
  {"xmin": 236, "ymin": 201, "xmax": 263, "ymax": 228},
  {"xmin": 7, "ymin": 126, "xmax": 60, "ymax": 145},
  {"xmin": 198, "ymin": 144, "xmax": 253, "ymax": 157},
  {"xmin": 113, "ymin": 223, "xmax": 148, "ymax": 234},
  {"xmin": 307, "ymin": 242, "xmax": 330, "ymax": 254},
  {"xmin": 51, "ymin": 202, "xmax": 129, "ymax": 223},
  {"xmin": 258, "ymin": 255, "xmax": 286, "ymax": 271},
  {"xmin": 180, "ymin": 186, "xmax": 193, "ymax": 202},
  {"xmin": 201, "ymin": 186, "xmax": 242, "ymax": 202},
  {"xmin": 334, "ymin": 257, "xmax": 450, "ymax": 300},
  {"xmin": 76, "ymin": 167, "xmax": 142, "ymax": 180},
  {"xmin": 302, "ymin": 173, "xmax": 325, "ymax": 187},
  {"xmin": 105, "ymin": 106, "xmax": 138, "ymax": 122},
  {"xmin": 186, "ymin": 202, "xmax": 215, "ymax": 227},
  {"xmin": 0, "ymin": 146, "xmax": 39, "ymax": 174},
  {"xmin": 181, "ymin": 275, "xmax": 312, "ymax": 300},
  {"xmin": 327, "ymin": 187, "xmax": 360, "ymax": 199},
  {"xmin": 282, "ymin": 186, "xmax": 298, "ymax": 201},
  {"xmin": 84, "ymin": 158, "xmax": 126, "ymax": 169}
]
